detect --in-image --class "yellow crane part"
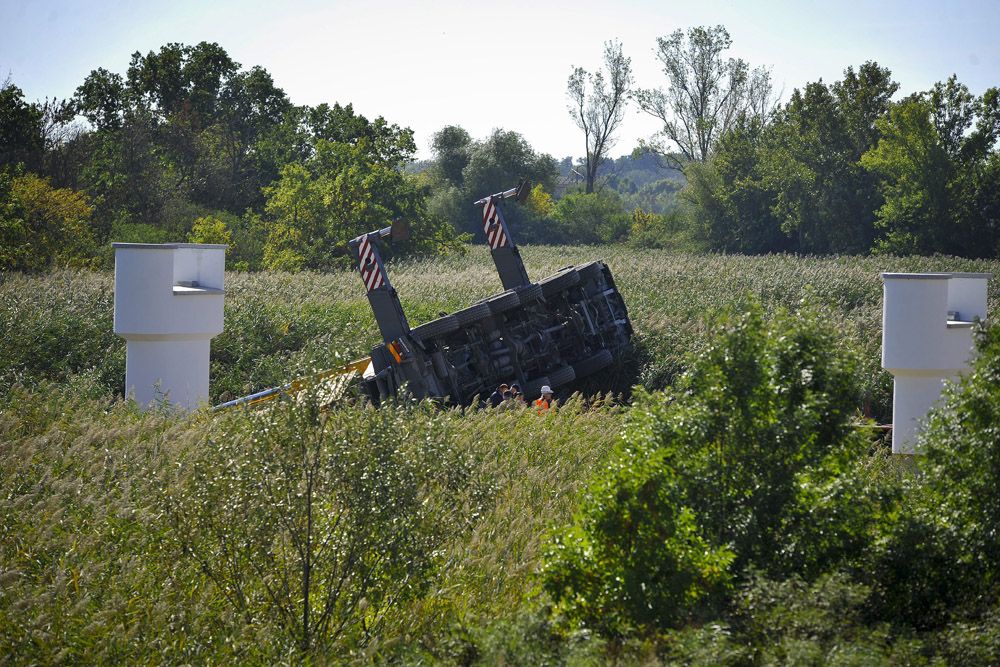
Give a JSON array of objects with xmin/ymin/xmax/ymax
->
[{"xmin": 212, "ymin": 356, "xmax": 372, "ymax": 412}]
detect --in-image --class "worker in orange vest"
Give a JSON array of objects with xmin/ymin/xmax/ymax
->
[{"xmin": 534, "ymin": 385, "xmax": 554, "ymax": 413}]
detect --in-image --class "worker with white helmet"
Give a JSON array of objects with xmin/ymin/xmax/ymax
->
[{"xmin": 534, "ymin": 385, "xmax": 554, "ymax": 413}]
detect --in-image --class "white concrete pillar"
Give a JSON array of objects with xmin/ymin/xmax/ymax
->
[
  {"xmin": 881, "ymin": 272, "xmax": 990, "ymax": 453},
  {"xmin": 113, "ymin": 243, "xmax": 226, "ymax": 410}
]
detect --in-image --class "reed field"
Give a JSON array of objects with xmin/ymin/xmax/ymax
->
[
  {"xmin": 3, "ymin": 247, "xmax": 1000, "ymax": 664},
  {"xmin": 3, "ymin": 245, "xmax": 998, "ymax": 415}
]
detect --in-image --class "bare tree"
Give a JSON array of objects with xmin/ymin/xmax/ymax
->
[
  {"xmin": 567, "ymin": 40, "xmax": 633, "ymax": 193},
  {"xmin": 636, "ymin": 26, "xmax": 776, "ymax": 169}
]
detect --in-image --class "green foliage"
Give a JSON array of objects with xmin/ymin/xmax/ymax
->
[
  {"xmin": 921, "ymin": 323, "xmax": 1000, "ymax": 573},
  {"xmin": 260, "ymin": 137, "xmax": 459, "ymax": 270},
  {"xmin": 761, "ymin": 62, "xmax": 897, "ymax": 254},
  {"xmin": 0, "ymin": 81, "xmax": 44, "ymax": 169},
  {"xmin": 543, "ymin": 304, "xmax": 868, "ymax": 635},
  {"xmin": 551, "ymin": 190, "xmax": 629, "ymax": 244},
  {"xmin": 680, "ymin": 63, "xmax": 899, "ymax": 255},
  {"xmin": 0, "ymin": 170, "xmax": 97, "ymax": 271},
  {"xmin": 0, "ymin": 270, "xmax": 122, "ymax": 393},
  {"xmin": 186, "ymin": 214, "xmax": 232, "ymax": 245},
  {"xmin": 0, "ymin": 380, "xmax": 212, "ymax": 664},
  {"xmin": 681, "ymin": 121, "xmax": 790, "ymax": 253},
  {"xmin": 862, "ymin": 78, "xmax": 1000, "ymax": 257},
  {"xmin": 731, "ymin": 573, "xmax": 931, "ymax": 665},
  {"xmin": 167, "ymin": 391, "xmax": 476, "ymax": 653},
  {"xmin": 866, "ymin": 322, "xmax": 1000, "ymax": 629},
  {"xmin": 461, "ymin": 129, "xmax": 559, "ymax": 205},
  {"xmin": 676, "ymin": 66, "xmax": 1000, "ymax": 259},
  {"xmin": 426, "ymin": 126, "xmax": 559, "ymax": 240},
  {"xmin": 431, "ymin": 124, "xmax": 472, "ymax": 188},
  {"xmin": 627, "ymin": 207, "xmax": 689, "ymax": 250},
  {"xmin": 526, "ymin": 183, "xmax": 555, "ymax": 217},
  {"xmin": 544, "ymin": 481, "xmax": 734, "ymax": 635}
]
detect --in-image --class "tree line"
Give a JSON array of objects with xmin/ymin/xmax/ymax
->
[
  {"xmin": 564, "ymin": 26, "xmax": 1000, "ymax": 256},
  {"xmin": 2, "ymin": 30, "xmax": 998, "ymax": 273},
  {"xmin": 1, "ymin": 42, "xmax": 459, "ymax": 272}
]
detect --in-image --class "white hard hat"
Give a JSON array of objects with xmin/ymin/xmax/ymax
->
[{"xmin": 540, "ymin": 385, "xmax": 553, "ymax": 394}]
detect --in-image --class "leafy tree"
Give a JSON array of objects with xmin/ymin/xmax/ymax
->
[
  {"xmin": 567, "ymin": 40, "xmax": 633, "ymax": 193},
  {"xmin": 680, "ymin": 63, "xmax": 899, "ymax": 255},
  {"xmin": 459, "ymin": 129, "xmax": 558, "ymax": 239},
  {"xmin": 73, "ymin": 67, "xmax": 127, "ymax": 131},
  {"xmin": 72, "ymin": 42, "xmax": 295, "ymax": 236},
  {"xmin": 681, "ymin": 119, "xmax": 788, "ymax": 253},
  {"xmin": 0, "ymin": 170, "xmax": 95, "ymax": 271},
  {"xmin": 462, "ymin": 129, "xmax": 558, "ymax": 200},
  {"xmin": 862, "ymin": 77, "xmax": 1000, "ymax": 256},
  {"xmin": 262, "ymin": 138, "xmax": 457, "ymax": 270},
  {"xmin": 431, "ymin": 125, "xmax": 472, "ymax": 187},
  {"xmin": 305, "ymin": 102, "xmax": 415, "ymax": 168},
  {"xmin": 125, "ymin": 42, "xmax": 239, "ymax": 121},
  {"xmin": 636, "ymin": 25, "xmax": 774, "ymax": 168},
  {"xmin": 760, "ymin": 63, "xmax": 898, "ymax": 253},
  {"xmin": 201, "ymin": 67, "xmax": 295, "ymax": 212},
  {"xmin": 0, "ymin": 81, "xmax": 44, "ymax": 169},
  {"xmin": 525, "ymin": 183, "xmax": 555, "ymax": 218}
]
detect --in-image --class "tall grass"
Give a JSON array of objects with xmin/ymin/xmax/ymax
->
[
  {"xmin": 3, "ymin": 247, "xmax": 998, "ymax": 416},
  {"xmin": 0, "ymin": 377, "xmax": 625, "ymax": 663},
  {"xmin": 3, "ymin": 247, "xmax": 999, "ymax": 662}
]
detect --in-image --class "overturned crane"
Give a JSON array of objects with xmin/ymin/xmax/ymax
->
[{"xmin": 356, "ymin": 181, "xmax": 633, "ymax": 406}]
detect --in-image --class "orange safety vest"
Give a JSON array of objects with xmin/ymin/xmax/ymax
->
[{"xmin": 534, "ymin": 397, "xmax": 551, "ymax": 414}]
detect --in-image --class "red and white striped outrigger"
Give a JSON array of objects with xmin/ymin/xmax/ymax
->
[
  {"xmin": 356, "ymin": 233, "xmax": 386, "ymax": 292},
  {"xmin": 473, "ymin": 180, "xmax": 532, "ymax": 290},
  {"xmin": 482, "ymin": 196, "xmax": 508, "ymax": 250}
]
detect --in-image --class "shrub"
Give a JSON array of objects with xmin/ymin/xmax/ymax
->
[
  {"xmin": 867, "ymin": 322, "xmax": 1000, "ymax": 628},
  {"xmin": 733, "ymin": 572, "xmax": 930, "ymax": 665},
  {"xmin": 0, "ymin": 170, "xmax": 97, "ymax": 271},
  {"xmin": 919, "ymin": 323, "xmax": 1000, "ymax": 576},
  {"xmin": 543, "ymin": 461, "xmax": 735, "ymax": 635},
  {"xmin": 626, "ymin": 208, "xmax": 689, "ymax": 250},
  {"xmin": 551, "ymin": 191, "xmax": 630, "ymax": 244},
  {"xmin": 187, "ymin": 214, "xmax": 232, "ymax": 245},
  {"xmin": 543, "ymin": 303, "xmax": 868, "ymax": 635},
  {"xmin": 165, "ymin": 389, "xmax": 476, "ymax": 654}
]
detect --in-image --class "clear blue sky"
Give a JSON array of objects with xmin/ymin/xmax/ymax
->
[{"xmin": 2, "ymin": 0, "xmax": 998, "ymax": 160}]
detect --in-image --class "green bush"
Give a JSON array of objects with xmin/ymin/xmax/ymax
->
[
  {"xmin": 543, "ymin": 461, "xmax": 735, "ymax": 635},
  {"xmin": 732, "ymin": 572, "xmax": 930, "ymax": 665},
  {"xmin": 166, "ymin": 390, "xmax": 477, "ymax": 654},
  {"xmin": 186, "ymin": 214, "xmax": 232, "ymax": 245},
  {"xmin": 866, "ymin": 322, "xmax": 1000, "ymax": 629},
  {"xmin": 543, "ymin": 303, "xmax": 870, "ymax": 636},
  {"xmin": 0, "ymin": 170, "xmax": 98, "ymax": 271},
  {"xmin": 626, "ymin": 208, "xmax": 691, "ymax": 250},
  {"xmin": 551, "ymin": 191, "xmax": 630, "ymax": 244}
]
